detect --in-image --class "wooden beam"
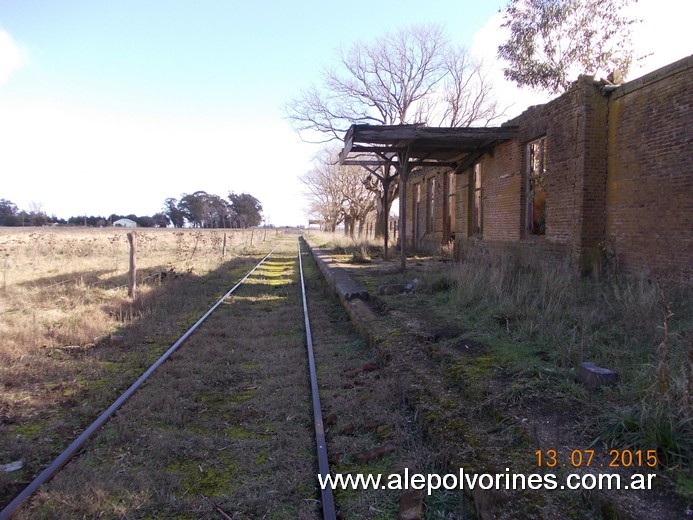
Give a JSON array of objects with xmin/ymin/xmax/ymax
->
[
  {"xmin": 350, "ymin": 145, "xmax": 406, "ymax": 154},
  {"xmin": 351, "ymin": 125, "xmax": 518, "ymax": 144},
  {"xmin": 341, "ymin": 156, "xmax": 457, "ymax": 168}
]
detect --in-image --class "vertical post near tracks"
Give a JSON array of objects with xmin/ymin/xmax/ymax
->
[
  {"xmin": 298, "ymin": 238, "xmax": 337, "ymax": 520},
  {"xmin": 222, "ymin": 232, "xmax": 227, "ymax": 258},
  {"xmin": 127, "ymin": 231, "xmax": 136, "ymax": 298}
]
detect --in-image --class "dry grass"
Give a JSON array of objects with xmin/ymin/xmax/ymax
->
[
  {"xmin": 0, "ymin": 226, "xmax": 278, "ymax": 507},
  {"xmin": 450, "ymin": 256, "xmax": 693, "ymax": 471},
  {"xmin": 449, "ymin": 255, "xmax": 692, "ymax": 399},
  {"xmin": 305, "ymin": 230, "xmax": 396, "ymax": 262}
]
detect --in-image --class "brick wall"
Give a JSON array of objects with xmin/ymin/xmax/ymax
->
[
  {"xmin": 478, "ymin": 140, "xmax": 523, "ymax": 242},
  {"xmin": 605, "ymin": 56, "xmax": 693, "ymax": 277}
]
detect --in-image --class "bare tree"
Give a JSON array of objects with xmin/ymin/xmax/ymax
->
[
  {"xmin": 287, "ymin": 24, "xmax": 505, "ymax": 259},
  {"xmin": 287, "ymin": 25, "xmax": 449, "ymax": 141},
  {"xmin": 438, "ymin": 48, "xmax": 504, "ymax": 127},
  {"xmin": 301, "ymin": 147, "xmax": 376, "ymax": 236},
  {"xmin": 340, "ymin": 163, "xmax": 376, "ymax": 238},
  {"xmin": 301, "ymin": 148, "xmax": 346, "ymax": 232}
]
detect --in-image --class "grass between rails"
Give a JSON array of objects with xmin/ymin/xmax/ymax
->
[
  {"xmin": 304, "ymin": 231, "xmax": 692, "ymax": 519},
  {"xmin": 20, "ymin": 244, "xmax": 317, "ymax": 518}
]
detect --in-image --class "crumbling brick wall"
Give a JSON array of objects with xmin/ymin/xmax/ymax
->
[{"xmin": 410, "ymin": 56, "xmax": 692, "ymax": 276}]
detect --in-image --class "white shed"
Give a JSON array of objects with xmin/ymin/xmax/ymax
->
[{"xmin": 113, "ymin": 218, "xmax": 137, "ymax": 227}]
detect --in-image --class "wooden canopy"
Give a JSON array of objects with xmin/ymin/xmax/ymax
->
[
  {"xmin": 338, "ymin": 123, "xmax": 518, "ymax": 269},
  {"xmin": 340, "ymin": 123, "xmax": 518, "ymax": 173}
]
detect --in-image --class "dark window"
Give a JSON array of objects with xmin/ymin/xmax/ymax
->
[
  {"xmin": 427, "ymin": 177, "xmax": 436, "ymax": 233},
  {"xmin": 472, "ymin": 162, "xmax": 483, "ymax": 236},
  {"xmin": 447, "ymin": 171, "xmax": 456, "ymax": 241},
  {"xmin": 413, "ymin": 182, "xmax": 422, "ymax": 246},
  {"xmin": 527, "ymin": 137, "xmax": 547, "ymax": 235}
]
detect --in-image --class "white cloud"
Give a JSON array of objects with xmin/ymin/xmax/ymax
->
[{"xmin": 0, "ymin": 30, "xmax": 26, "ymax": 85}]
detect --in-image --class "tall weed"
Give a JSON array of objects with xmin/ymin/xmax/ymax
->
[{"xmin": 450, "ymin": 256, "xmax": 692, "ymax": 466}]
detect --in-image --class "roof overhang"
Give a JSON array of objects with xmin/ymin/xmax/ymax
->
[{"xmin": 340, "ymin": 123, "xmax": 518, "ymax": 172}]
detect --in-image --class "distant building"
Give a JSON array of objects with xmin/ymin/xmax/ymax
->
[{"xmin": 113, "ymin": 218, "xmax": 137, "ymax": 228}]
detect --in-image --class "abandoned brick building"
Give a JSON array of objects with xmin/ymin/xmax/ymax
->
[{"xmin": 345, "ymin": 55, "xmax": 692, "ymax": 277}]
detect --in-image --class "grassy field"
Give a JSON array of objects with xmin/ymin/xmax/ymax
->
[
  {"xmin": 0, "ymin": 226, "xmax": 275, "ymax": 507},
  {"xmin": 304, "ymin": 231, "xmax": 693, "ymax": 518}
]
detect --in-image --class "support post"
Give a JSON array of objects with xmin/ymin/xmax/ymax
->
[
  {"xmin": 398, "ymin": 147, "xmax": 411, "ymax": 271},
  {"xmin": 222, "ymin": 232, "xmax": 227, "ymax": 258},
  {"xmin": 127, "ymin": 231, "xmax": 136, "ymax": 298}
]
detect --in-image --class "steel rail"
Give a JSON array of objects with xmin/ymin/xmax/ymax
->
[
  {"xmin": 0, "ymin": 248, "xmax": 277, "ymax": 520},
  {"xmin": 298, "ymin": 238, "xmax": 337, "ymax": 520}
]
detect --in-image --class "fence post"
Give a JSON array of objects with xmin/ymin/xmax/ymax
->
[
  {"xmin": 127, "ymin": 231, "xmax": 136, "ymax": 298},
  {"xmin": 222, "ymin": 232, "xmax": 227, "ymax": 258}
]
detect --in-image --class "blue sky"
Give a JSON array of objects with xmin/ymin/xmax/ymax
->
[{"xmin": 0, "ymin": 0, "xmax": 690, "ymax": 225}]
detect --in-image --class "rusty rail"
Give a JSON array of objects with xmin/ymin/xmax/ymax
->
[{"xmin": 298, "ymin": 238, "xmax": 337, "ymax": 520}]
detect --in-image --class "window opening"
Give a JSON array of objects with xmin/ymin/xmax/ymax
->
[
  {"xmin": 472, "ymin": 162, "xmax": 483, "ymax": 236},
  {"xmin": 413, "ymin": 183, "xmax": 421, "ymax": 246},
  {"xmin": 447, "ymin": 171, "xmax": 456, "ymax": 241},
  {"xmin": 527, "ymin": 137, "xmax": 547, "ymax": 235},
  {"xmin": 427, "ymin": 177, "xmax": 436, "ymax": 233}
]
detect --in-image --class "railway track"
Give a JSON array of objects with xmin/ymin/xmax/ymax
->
[{"xmin": 0, "ymin": 241, "xmax": 346, "ymax": 520}]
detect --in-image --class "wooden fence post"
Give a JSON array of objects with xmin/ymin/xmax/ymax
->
[
  {"xmin": 222, "ymin": 232, "xmax": 227, "ymax": 258},
  {"xmin": 127, "ymin": 231, "xmax": 136, "ymax": 298}
]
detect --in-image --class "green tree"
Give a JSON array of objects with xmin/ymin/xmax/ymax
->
[
  {"xmin": 498, "ymin": 0, "xmax": 638, "ymax": 93},
  {"xmin": 152, "ymin": 212, "xmax": 169, "ymax": 228},
  {"xmin": 178, "ymin": 192, "xmax": 233, "ymax": 228},
  {"xmin": 228, "ymin": 193, "xmax": 262, "ymax": 228},
  {"xmin": 136, "ymin": 216, "xmax": 156, "ymax": 227},
  {"xmin": 163, "ymin": 198, "xmax": 186, "ymax": 228},
  {"xmin": 178, "ymin": 192, "xmax": 210, "ymax": 228},
  {"xmin": 0, "ymin": 199, "xmax": 19, "ymax": 226}
]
